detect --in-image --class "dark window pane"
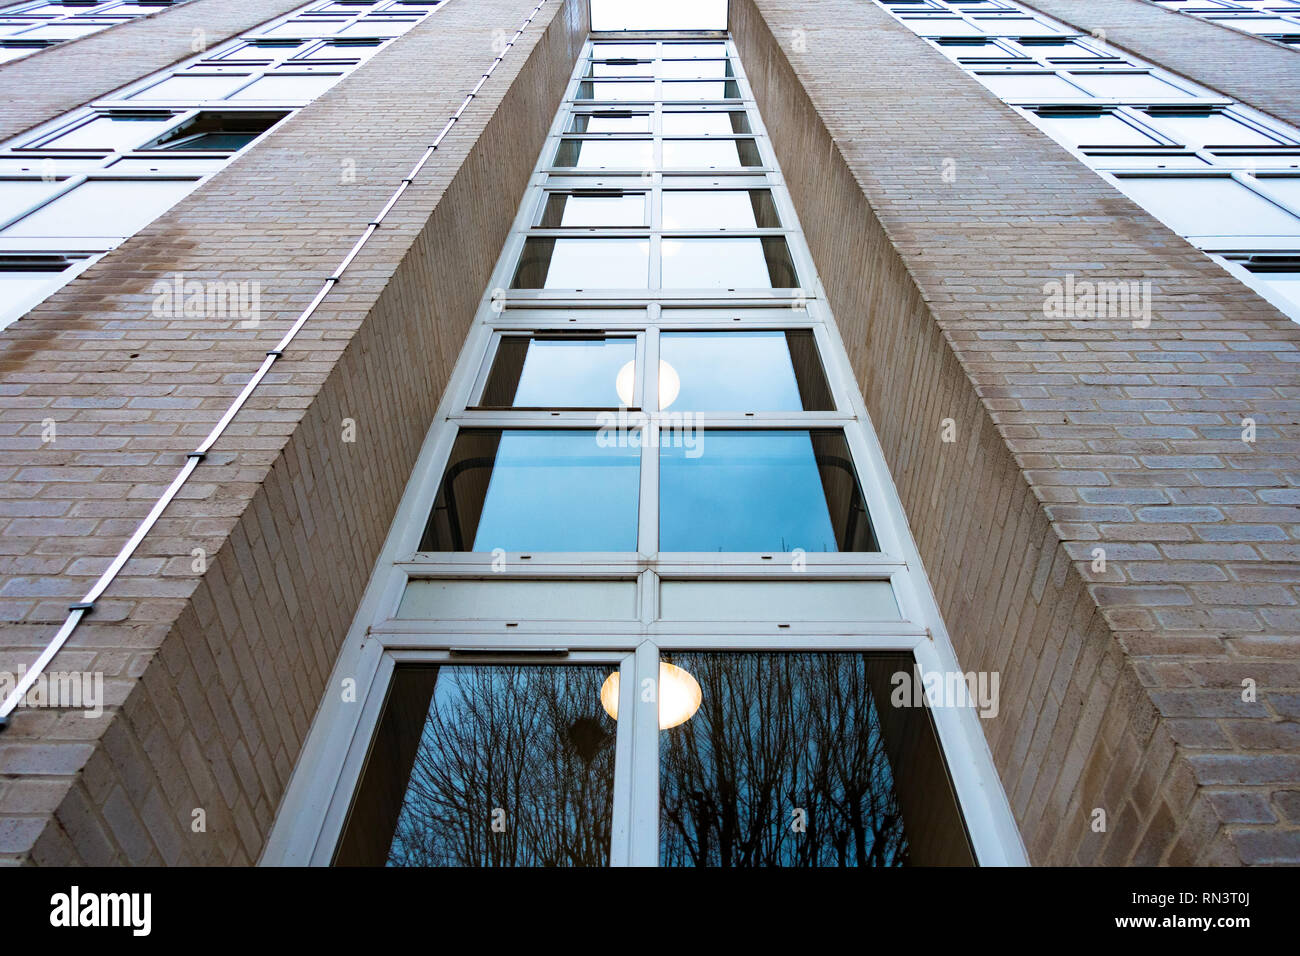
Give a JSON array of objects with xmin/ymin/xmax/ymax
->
[
  {"xmin": 659, "ymin": 652, "xmax": 975, "ymax": 867},
  {"xmin": 659, "ymin": 330, "xmax": 833, "ymax": 410},
  {"xmin": 659, "ymin": 430, "xmax": 877, "ymax": 552},
  {"xmin": 420, "ymin": 429, "xmax": 640, "ymax": 551},
  {"xmin": 661, "ymin": 237, "xmax": 797, "ymax": 289},
  {"xmin": 661, "ymin": 189, "xmax": 779, "ymax": 229},
  {"xmin": 336, "ymin": 664, "xmax": 617, "ymax": 866},
  {"xmin": 539, "ymin": 191, "xmax": 647, "ymax": 227},
  {"xmin": 512, "ymin": 237, "xmax": 649, "ymax": 289},
  {"xmin": 479, "ymin": 335, "xmax": 636, "ymax": 408},
  {"xmin": 143, "ymin": 110, "xmax": 288, "ymax": 150}
]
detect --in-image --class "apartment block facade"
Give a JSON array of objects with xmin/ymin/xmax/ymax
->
[{"xmin": 0, "ymin": 0, "xmax": 1297, "ymax": 867}]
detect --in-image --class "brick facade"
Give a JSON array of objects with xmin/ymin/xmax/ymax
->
[
  {"xmin": 732, "ymin": 0, "xmax": 1300, "ymax": 865},
  {"xmin": 0, "ymin": 0, "xmax": 587, "ymax": 865}
]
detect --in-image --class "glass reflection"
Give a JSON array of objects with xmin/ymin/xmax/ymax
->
[
  {"xmin": 660, "ymin": 653, "xmax": 975, "ymax": 867},
  {"xmin": 661, "ymin": 237, "xmax": 797, "ymax": 289},
  {"xmin": 420, "ymin": 429, "xmax": 640, "ymax": 551},
  {"xmin": 662, "ymin": 138, "xmax": 761, "ymax": 168},
  {"xmin": 336, "ymin": 665, "xmax": 616, "ymax": 866},
  {"xmin": 659, "ymin": 430, "xmax": 877, "ymax": 552},
  {"xmin": 659, "ymin": 330, "xmax": 832, "ymax": 410},
  {"xmin": 512, "ymin": 237, "xmax": 649, "ymax": 288},
  {"xmin": 480, "ymin": 335, "xmax": 635, "ymax": 408},
  {"xmin": 661, "ymin": 189, "xmax": 779, "ymax": 229}
]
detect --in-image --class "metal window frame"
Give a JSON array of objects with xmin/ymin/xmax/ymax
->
[{"xmin": 261, "ymin": 31, "xmax": 1029, "ymax": 869}]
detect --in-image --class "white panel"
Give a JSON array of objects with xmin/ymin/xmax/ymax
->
[
  {"xmin": 658, "ymin": 579, "xmax": 901, "ymax": 622},
  {"xmin": 397, "ymin": 578, "xmax": 639, "ymax": 620}
]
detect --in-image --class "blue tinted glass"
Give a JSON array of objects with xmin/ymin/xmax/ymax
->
[
  {"xmin": 661, "ymin": 331, "xmax": 804, "ymax": 410},
  {"xmin": 510, "ymin": 338, "xmax": 635, "ymax": 407},
  {"xmin": 660, "ymin": 430, "xmax": 839, "ymax": 552},
  {"xmin": 473, "ymin": 430, "xmax": 639, "ymax": 551}
]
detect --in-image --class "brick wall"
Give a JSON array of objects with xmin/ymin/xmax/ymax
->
[
  {"xmin": 0, "ymin": 0, "xmax": 587, "ymax": 865},
  {"xmin": 734, "ymin": 0, "xmax": 1300, "ymax": 864},
  {"xmin": 1020, "ymin": 0, "xmax": 1300, "ymax": 130},
  {"xmin": 0, "ymin": 0, "xmax": 310, "ymax": 143}
]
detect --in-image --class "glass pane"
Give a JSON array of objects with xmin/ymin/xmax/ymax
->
[
  {"xmin": 975, "ymin": 72, "xmax": 1087, "ymax": 98},
  {"xmin": 588, "ymin": 60, "xmax": 654, "ymax": 78},
  {"xmin": 419, "ymin": 429, "xmax": 640, "ymax": 551},
  {"xmin": 590, "ymin": 42, "xmax": 659, "ymax": 57},
  {"xmin": 1145, "ymin": 111, "xmax": 1283, "ymax": 148},
  {"xmin": 512, "ymin": 237, "xmax": 649, "ymax": 289},
  {"xmin": 660, "ymin": 330, "xmax": 832, "ymax": 411},
  {"xmin": 127, "ymin": 73, "xmax": 252, "ymax": 101},
  {"xmin": 1251, "ymin": 271, "xmax": 1300, "ymax": 313},
  {"xmin": 479, "ymin": 335, "xmax": 636, "ymax": 407},
  {"xmin": 576, "ymin": 80, "xmax": 656, "ymax": 101},
  {"xmin": 226, "ymin": 72, "xmax": 342, "ymax": 101},
  {"xmin": 335, "ymin": 664, "xmax": 616, "ymax": 866},
  {"xmin": 658, "ymin": 42, "xmax": 728, "ymax": 57},
  {"xmin": 0, "ymin": 179, "xmax": 62, "ymax": 221},
  {"xmin": 1, "ymin": 179, "xmax": 199, "ymax": 239},
  {"xmin": 1115, "ymin": 177, "xmax": 1300, "ymax": 236},
  {"xmin": 660, "ymin": 430, "xmax": 878, "ymax": 552},
  {"xmin": 662, "ymin": 189, "xmax": 779, "ymax": 229},
  {"xmin": 661, "ymin": 110, "xmax": 750, "ymax": 135},
  {"xmin": 144, "ymin": 111, "xmax": 287, "ymax": 150},
  {"xmin": 662, "ymin": 80, "xmax": 741, "ymax": 100},
  {"xmin": 1068, "ymin": 72, "xmax": 1194, "ymax": 98},
  {"xmin": 1034, "ymin": 111, "xmax": 1160, "ymax": 147},
  {"xmin": 569, "ymin": 111, "xmax": 651, "ymax": 133},
  {"xmin": 539, "ymin": 191, "xmax": 646, "ymax": 227},
  {"xmin": 552, "ymin": 138, "xmax": 652, "ymax": 169},
  {"xmin": 662, "ymin": 138, "xmax": 761, "ymax": 168},
  {"xmin": 661, "ymin": 237, "xmax": 797, "ymax": 289},
  {"xmin": 38, "ymin": 113, "xmax": 179, "ymax": 151},
  {"xmin": 659, "ymin": 652, "xmax": 975, "ymax": 866},
  {"xmin": 660, "ymin": 59, "xmax": 734, "ymax": 79}
]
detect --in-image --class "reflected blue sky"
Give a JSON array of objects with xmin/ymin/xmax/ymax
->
[
  {"xmin": 511, "ymin": 338, "xmax": 634, "ymax": 407},
  {"xmin": 473, "ymin": 431, "xmax": 640, "ymax": 551},
  {"xmin": 661, "ymin": 331, "xmax": 802, "ymax": 410},
  {"xmin": 660, "ymin": 430, "xmax": 838, "ymax": 552}
]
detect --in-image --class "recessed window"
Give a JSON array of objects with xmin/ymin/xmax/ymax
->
[
  {"xmin": 539, "ymin": 191, "xmax": 647, "ymax": 227},
  {"xmin": 1033, "ymin": 110, "xmax": 1161, "ymax": 148},
  {"xmin": 1143, "ymin": 110, "xmax": 1284, "ymax": 148},
  {"xmin": 590, "ymin": 42, "xmax": 659, "ymax": 58},
  {"xmin": 659, "ymin": 330, "xmax": 833, "ymax": 411},
  {"xmin": 974, "ymin": 72, "xmax": 1086, "ymax": 99},
  {"xmin": 226, "ymin": 72, "xmax": 343, "ymax": 101},
  {"xmin": 587, "ymin": 59, "xmax": 654, "ymax": 78},
  {"xmin": 552, "ymin": 138, "xmax": 652, "ymax": 169},
  {"xmin": 661, "ymin": 190, "xmax": 779, "ymax": 229},
  {"xmin": 661, "ymin": 80, "xmax": 742, "ymax": 100},
  {"xmin": 1115, "ymin": 176, "xmax": 1300, "ymax": 237},
  {"xmin": 568, "ymin": 111, "xmax": 651, "ymax": 133},
  {"xmin": 576, "ymin": 80, "xmax": 656, "ymax": 102},
  {"xmin": 335, "ymin": 664, "xmax": 616, "ymax": 867},
  {"xmin": 660, "ymin": 430, "xmax": 878, "ymax": 552},
  {"xmin": 127, "ymin": 73, "xmax": 253, "ymax": 102},
  {"xmin": 1067, "ymin": 72, "xmax": 1194, "ymax": 99},
  {"xmin": 660, "ymin": 59, "xmax": 734, "ymax": 79},
  {"xmin": 661, "ymin": 237, "xmax": 797, "ymax": 289},
  {"xmin": 419, "ymin": 429, "xmax": 641, "ymax": 552},
  {"xmin": 658, "ymin": 41, "xmax": 728, "ymax": 58},
  {"xmin": 143, "ymin": 111, "xmax": 289, "ymax": 150},
  {"xmin": 661, "ymin": 110, "xmax": 750, "ymax": 135},
  {"xmin": 33, "ymin": 112, "xmax": 180, "ymax": 151},
  {"xmin": 0, "ymin": 179, "xmax": 62, "ymax": 222},
  {"xmin": 660, "ymin": 652, "xmax": 974, "ymax": 867},
  {"xmin": 478, "ymin": 335, "xmax": 636, "ymax": 408},
  {"xmin": 512, "ymin": 237, "xmax": 649, "ymax": 289},
  {"xmin": 662, "ymin": 138, "xmax": 762, "ymax": 169},
  {"xmin": 0, "ymin": 178, "xmax": 199, "ymax": 239}
]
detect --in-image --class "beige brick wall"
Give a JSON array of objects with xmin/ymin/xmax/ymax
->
[
  {"xmin": 0, "ymin": 0, "xmax": 311, "ymax": 142},
  {"xmin": 734, "ymin": 0, "xmax": 1300, "ymax": 865},
  {"xmin": 1020, "ymin": 0, "xmax": 1300, "ymax": 130},
  {"xmin": 0, "ymin": 0, "xmax": 587, "ymax": 865}
]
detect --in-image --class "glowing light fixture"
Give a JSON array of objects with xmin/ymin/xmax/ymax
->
[
  {"xmin": 615, "ymin": 359, "xmax": 681, "ymax": 409},
  {"xmin": 600, "ymin": 662, "xmax": 702, "ymax": 730}
]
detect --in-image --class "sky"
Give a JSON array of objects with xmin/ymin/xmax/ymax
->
[{"xmin": 590, "ymin": 0, "xmax": 728, "ymax": 31}]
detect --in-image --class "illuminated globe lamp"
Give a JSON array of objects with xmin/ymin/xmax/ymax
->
[
  {"xmin": 599, "ymin": 662, "xmax": 702, "ymax": 730},
  {"xmin": 615, "ymin": 360, "xmax": 681, "ymax": 409}
]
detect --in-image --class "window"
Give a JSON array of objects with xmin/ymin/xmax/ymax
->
[
  {"xmin": 1114, "ymin": 176, "xmax": 1300, "ymax": 237},
  {"xmin": 661, "ymin": 137, "xmax": 762, "ymax": 168},
  {"xmin": 658, "ymin": 330, "xmax": 833, "ymax": 410},
  {"xmin": 144, "ymin": 111, "xmax": 289, "ymax": 150},
  {"xmin": 661, "ymin": 237, "xmax": 798, "ymax": 288},
  {"xmin": 552, "ymin": 138, "xmax": 653, "ymax": 169},
  {"xmin": 1032, "ymin": 109, "xmax": 1161, "ymax": 148},
  {"xmin": 660, "ymin": 430, "xmax": 877, "ymax": 553},
  {"xmin": 661, "ymin": 189, "xmax": 779, "ymax": 229},
  {"xmin": 477, "ymin": 335, "xmax": 637, "ymax": 408},
  {"xmin": 512, "ymin": 237, "xmax": 650, "ymax": 288},
  {"xmin": 418, "ymin": 429, "xmax": 641, "ymax": 552},
  {"xmin": 0, "ymin": 178, "xmax": 200, "ymax": 239},
  {"xmin": 539, "ymin": 190, "xmax": 647, "ymax": 227}
]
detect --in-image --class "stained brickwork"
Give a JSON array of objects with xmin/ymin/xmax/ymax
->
[
  {"xmin": 1020, "ymin": 0, "xmax": 1300, "ymax": 130},
  {"xmin": 0, "ymin": 0, "xmax": 586, "ymax": 864},
  {"xmin": 0, "ymin": 0, "xmax": 311, "ymax": 143},
  {"xmin": 734, "ymin": 0, "xmax": 1300, "ymax": 864}
]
